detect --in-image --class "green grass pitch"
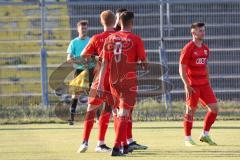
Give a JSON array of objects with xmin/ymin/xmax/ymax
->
[{"xmin": 0, "ymin": 121, "xmax": 240, "ymax": 160}]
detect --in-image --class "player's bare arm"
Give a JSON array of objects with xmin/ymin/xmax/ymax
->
[
  {"xmin": 179, "ymin": 64, "xmax": 195, "ymax": 99},
  {"xmin": 67, "ymin": 53, "xmax": 73, "ymax": 63},
  {"xmin": 206, "ymin": 65, "xmax": 211, "ymax": 85}
]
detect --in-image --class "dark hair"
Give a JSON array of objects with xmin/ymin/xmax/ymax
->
[
  {"xmin": 119, "ymin": 11, "xmax": 134, "ymax": 26},
  {"xmin": 191, "ymin": 22, "xmax": 205, "ymax": 29},
  {"xmin": 77, "ymin": 20, "xmax": 88, "ymax": 26},
  {"xmin": 116, "ymin": 8, "xmax": 128, "ymax": 14}
]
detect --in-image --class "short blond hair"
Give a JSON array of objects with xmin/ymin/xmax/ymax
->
[{"xmin": 100, "ymin": 10, "xmax": 115, "ymax": 26}]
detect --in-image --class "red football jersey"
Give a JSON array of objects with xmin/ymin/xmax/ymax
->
[
  {"xmin": 83, "ymin": 31, "xmax": 115, "ymax": 57},
  {"xmin": 179, "ymin": 41, "xmax": 210, "ymax": 86},
  {"xmin": 102, "ymin": 31, "xmax": 147, "ymax": 89},
  {"xmin": 83, "ymin": 31, "xmax": 115, "ymax": 90}
]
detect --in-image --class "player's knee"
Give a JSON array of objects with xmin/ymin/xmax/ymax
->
[
  {"xmin": 208, "ymin": 103, "xmax": 219, "ymax": 113},
  {"xmin": 186, "ymin": 106, "xmax": 196, "ymax": 116}
]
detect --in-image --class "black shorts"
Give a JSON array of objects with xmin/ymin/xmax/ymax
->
[{"xmin": 74, "ymin": 68, "xmax": 94, "ymax": 87}]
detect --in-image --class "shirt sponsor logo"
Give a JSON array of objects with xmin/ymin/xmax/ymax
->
[{"xmin": 196, "ymin": 58, "xmax": 207, "ymax": 64}]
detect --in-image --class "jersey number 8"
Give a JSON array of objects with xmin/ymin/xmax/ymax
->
[{"xmin": 113, "ymin": 42, "xmax": 122, "ymax": 63}]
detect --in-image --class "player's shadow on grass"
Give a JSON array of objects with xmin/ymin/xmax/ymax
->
[{"xmin": 128, "ymin": 151, "xmax": 159, "ymax": 157}]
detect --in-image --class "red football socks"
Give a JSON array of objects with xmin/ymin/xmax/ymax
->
[
  {"xmin": 203, "ymin": 111, "xmax": 217, "ymax": 132},
  {"xmin": 183, "ymin": 114, "xmax": 193, "ymax": 136},
  {"xmin": 114, "ymin": 116, "xmax": 128, "ymax": 148},
  {"xmin": 98, "ymin": 110, "xmax": 111, "ymax": 141},
  {"xmin": 82, "ymin": 109, "xmax": 96, "ymax": 142}
]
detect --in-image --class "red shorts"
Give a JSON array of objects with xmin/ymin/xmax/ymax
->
[
  {"xmin": 88, "ymin": 73, "xmax": 114, "ymax": 106},
  {"xmin": 110, "ymin": 78, "xmax": 137, "ymax": 109},
  {"xmin": 186, "ymin": 84, "xmax": 217, "ymax": 108}
]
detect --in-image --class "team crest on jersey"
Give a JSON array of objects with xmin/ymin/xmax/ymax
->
[
  {"xmin": 204, "ymin": 50, "xmax": 208, "ymax": 55},
  {"xmin": 193, "ymin": 51, "xmax": 198, "ymax": 55}
]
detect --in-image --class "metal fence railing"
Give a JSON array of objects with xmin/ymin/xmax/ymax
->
[
  {"xmin": 0, "ymin": 0, "xmax": 240, "ymax": 109},
  {"xmin": 163, "ymin": 0, "xmax": 240, "ymax": 101}
]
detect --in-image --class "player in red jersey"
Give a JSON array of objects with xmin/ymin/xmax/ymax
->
[
  {"xmin": 77, "ymin": 10, "xmax": 116, "ymax": 153},
  {"xmin": 113, "ymin": 8, "xmax": 148, "ymax": 151},
  {"xmin": 98, "ymin": 11, "xmax": 148, "ymax": 156},
  {"xmin": 179, "ymin": 22, "xmax": 219, "ymax": 146}
]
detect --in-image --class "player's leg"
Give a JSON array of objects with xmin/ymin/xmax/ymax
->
[
  {"xmin": 77, "ymin": 103, "xmax": 99, "ymax": 153},
  {"xmin": 80, "ymin": 67, "xmax": 97, "ymax": 148},
  {"xmin": 112, "ymin": 107, "xmax": 129, "ymax": 150},
  {"xmin": 79, "ymin": 78, "xmax": 112, "ymax": 153},
  {"xmin": 203, "ymin": 103, "xmax": 218, "ymax": 134},
  {"xmin": 111, "ymin": 89, "xmax": 136, "ymax": 156},
  {"xmin": 95, "ymin": 102, "xmax": 112, "ymax": 152},
  {"xmin": 184, "ymin": 87, "xmax": 200, "ymax": 146},
  {"xmin": 112, "ymin": 107, "xmax": 119, "ymax": 134},
  {"xmin": 199, "ymin": 85, "xmax": 218, "ymax": 145},
  {"xmin": 127, "ymin": 108, "xmax": 148, "ymax": 150},
  {"xmin": 184, "ymin": 106, "xmax": 197, "ymax": 146},
  {"xmin": 69, "ymin": 95, "xmax": 79, "ymax": 125},
  {"xmin": 127, "ymin": 108, "xmax": 133, "ymax": 143},
  {"xmin": 111, "ymin": 108, "xmax": 130, "ymax": 156},
  {"xmin": 69, "ymin": 69, "xmax": 83, "ymax": 125},
  {"xmin": 95, "ymin": 77, "xmax": 114, "ymax": 152},
  {"xmin": 108, "ymin": 85, "xmax": 120, "ymax": 130}
]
